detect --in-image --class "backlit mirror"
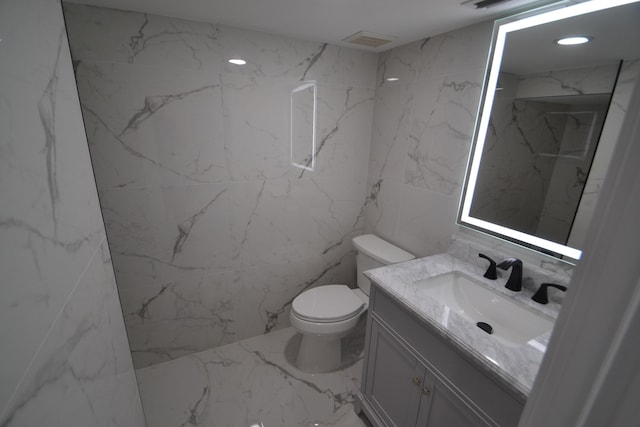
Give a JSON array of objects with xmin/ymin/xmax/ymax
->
[{"xmin": 458, "ymin": 0, "xmax": 640, "ymax": 261}]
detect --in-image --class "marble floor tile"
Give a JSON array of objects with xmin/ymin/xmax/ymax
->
[{"xmin": 136, "ymin": 327, "xmax": 370, "ymax": 427}]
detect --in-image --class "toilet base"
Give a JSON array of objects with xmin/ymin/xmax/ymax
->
[{"xmin": 296, "ymin": 333, "xmax": 343, "ymax": 373}]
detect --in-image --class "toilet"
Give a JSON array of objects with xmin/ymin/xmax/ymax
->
[{"xmin": 289, "ymin": 234, "xmax": 415, "ymax": 373}]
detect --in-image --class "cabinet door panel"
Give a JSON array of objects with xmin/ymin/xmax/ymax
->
[
  {"xmin": 366, "ymin": 320, "xmax": 423, "ymax": 427},
  {"xmin": 371, "ymin": 286, "xmax": 523, "ymax": 426},
  {"xmin": 418, "ymin": 378, "xmax": 493, "ymax": 427}
]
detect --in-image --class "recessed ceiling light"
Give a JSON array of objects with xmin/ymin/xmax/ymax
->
[
  {"xmin": 228, "ymin": 58, "xmax": 247, "ymax": 65},
  {"xmin": 385, "ymin": 77, "xmax": 400, "ymax": 82},
  {"xmin": 556, "ymin": 36, "xmax": 592, "ymax": 46}
]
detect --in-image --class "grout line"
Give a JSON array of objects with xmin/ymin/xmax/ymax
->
[{"xmin": 0, "ymin": 236, "xmax": 107, "ymax": 422}]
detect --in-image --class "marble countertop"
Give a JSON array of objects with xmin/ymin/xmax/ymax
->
[{"xmin": 365, "ymin": 253, "xmax": 561, "ymax": 401}]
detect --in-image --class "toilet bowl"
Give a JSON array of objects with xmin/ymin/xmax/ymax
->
[{"xmin": 289, "ymin": 234, "xmax": 414, "ymax": 373}]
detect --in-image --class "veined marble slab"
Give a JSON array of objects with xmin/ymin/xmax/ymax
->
[
  {"xmin": 365, "ymin": 253, "xmax": 562, "ymax": 399},
  {"xmin": 64, "ymin": 2, "xmax": 375, "ymax": 368},
  {"xmin": 1, "ymin": 0, "xmax": 143, "ymax": 423},
  {"xmin": 136, "ymin": 327, "xmax": 368, "ymax": 427}
]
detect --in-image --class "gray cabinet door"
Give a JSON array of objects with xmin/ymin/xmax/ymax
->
[
  {"xmin": 362, "ymin": 286, "xmax": 520, "ymax": 427},
  {"xmin": 364, "ymin": 318, "xmax": 495, "ymax": 427},
  {"xmin": 417, "ymin": 376, "xmax": 493, "ymax": 427},
  {"xmin": 365, "ymin": 320, "xmax": 424, "ymax": 427}
]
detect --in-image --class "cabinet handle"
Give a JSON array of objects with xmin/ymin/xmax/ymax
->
[
  {"xmin": 412, "ymin": 377, "xmax": 422, "ymax": 386},
  {"xmin": 422, "ymin": 387, "xmax": 430, "ymax": 396}
]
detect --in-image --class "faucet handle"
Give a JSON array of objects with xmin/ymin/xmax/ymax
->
[
  {"xmin": 478, "ymin": 253, "xmax": 497, "ymax": 280},
  {"xmin": 532, "ymin": 283, "xmax": 567, "ymax": 304}
]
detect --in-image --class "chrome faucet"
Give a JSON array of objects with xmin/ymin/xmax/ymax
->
[{"xmin": 497, "ymin": 258, "xmax": 523, "ymax": 292}]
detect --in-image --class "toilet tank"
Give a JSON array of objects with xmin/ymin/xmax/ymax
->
[{"xmin": 352, "ymin": 234, "xmax": 415, "ymax": 295}]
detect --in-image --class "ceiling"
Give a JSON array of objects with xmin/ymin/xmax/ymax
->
[{"xmin": 66, "ymin": 0, "xmax": 544, "ymax": 51}]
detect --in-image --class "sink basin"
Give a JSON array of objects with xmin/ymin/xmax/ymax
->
[{"xmin": 414, "ymin": 271, "xmax": 553, "ymax": 346}]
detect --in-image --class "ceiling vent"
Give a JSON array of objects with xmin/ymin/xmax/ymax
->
[
  {"xmin": 342, "ymin": 31, "xmax": 396, "ymax": 48},
  {"xmin": 461, "ymin": 0, "xmax": 515, "ymax": 9}
]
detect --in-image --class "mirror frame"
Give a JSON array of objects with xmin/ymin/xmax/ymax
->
[{"xmin": 458, "ymin": 0, "xmax": 639, "ymax": 261}]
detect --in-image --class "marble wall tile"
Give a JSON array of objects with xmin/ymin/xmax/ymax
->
[
  {"xmin": 365, "ymin": 82, "xmax": 414, "ymax": 184},
  {"xmin": 376, "ymin": 39, "xmax": 424, "ymax": 87},
  {"xmin": 362, "ymin": 178, "xmax": 402, "ymax": 244},
  {"xmin": 63, "ymin": 3, "xmax": 223, "ymax": 72},
  {"xmin": 220, "ymin": 74, "xmax": 292, "ymax": 181},
  {"xmin": 221, "ymin": 75, "xmax": 374, "ymax": 183},
  {"xmin": 364, "ymin": 20, "xmax": 494, "ymax": 260},
  {"xmin": 63, "ymin": 3, "xmax": 377, "ymax": 88},
  {"xmin": 308, "ymin": 84, "xmax": 375, "ymax": 181},
  {"xmin": 417, "ymin": 22, "xmax": 493, "ymax": 79},
  {"xmin": 75, "ymin": 61, "xmax": 226, "ymax": 189},
  {"xmin": 220, "ymin": 26, "xmax": 377, "ymax": 86},
  {"xmin": 0, "ymin": 241, "xmax": 145, "ymax": 426},
  {"xmin": 405, "ymin": 69, "xmax": 485, "ymax": 196},
  {"xmin": 120, "ymin": 271, "xmax": 235, "ymax": 368},
  {"xmin": 230, "ymin": 176, "xmax": 366, "ymax": 270},
  {"xmin": 1, "ymin": 0, "xmax": 143, "ymax": 420},
  {"xmin": 65, "ymin": 3, "xmax": 374, "ymax": 368},
  {"xmin": 0, "ymin": 66, "xmax": 105, "ymax": 405},
  {"xmin": 363, "ymin": 180, "xmax": 460, "ymax": 259},
  {"xmin": 393, "ymin": 186, "xmax": 460, "ymax": 258},
  {"xmin": 100, "ymin": 183, "xmax": 232, "ymax": 287},
  {"xmin": 0, "ymin": 2, "xmax": 67, "ymax": 84}
]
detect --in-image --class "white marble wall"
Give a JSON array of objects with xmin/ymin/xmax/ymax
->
[
  {"xmin": 364, "ymin": 22, "xmax": 494, "ymax": 257},
  {"xmin": 63, "ymin": 3, "xmax": 376, "ymax": 368},
  {"xmin": 0, "ymin": 0, "xmax": 144, "ymax": 425}
]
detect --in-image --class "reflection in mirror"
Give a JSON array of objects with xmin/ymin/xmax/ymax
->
[
  {"xmin": 290, "ymin": 82, "xmax": 317, "ymax": 171},
  {"xmin": 459, "ymin": 0, "xmax": 640, "ymax": 261},
  {"xmin": 470, "ymin": 65, "xmax": 617, "ymax": 248}
]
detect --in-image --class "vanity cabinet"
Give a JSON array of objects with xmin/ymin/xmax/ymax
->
[
  {"xmin": 356, "ymin": 283, "xmax": 524, "ymax": 427},
  {"xmin": 365, "ymin": 320, "xmax": 490, "ymax": 427}
]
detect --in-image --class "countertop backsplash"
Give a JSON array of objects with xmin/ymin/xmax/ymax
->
[{"xmin": 448, "ymin": 232, "xmax": 574, "ymax": 305}]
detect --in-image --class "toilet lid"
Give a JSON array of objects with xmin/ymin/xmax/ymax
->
[{"xmin": 292, "ymin": 285, "xmax": 365, "ymax": 323}]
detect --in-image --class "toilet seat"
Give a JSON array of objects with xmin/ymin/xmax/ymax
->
[{"xmin": 291, "ymin": 285, "xmax": 365, "ymax": 323}]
